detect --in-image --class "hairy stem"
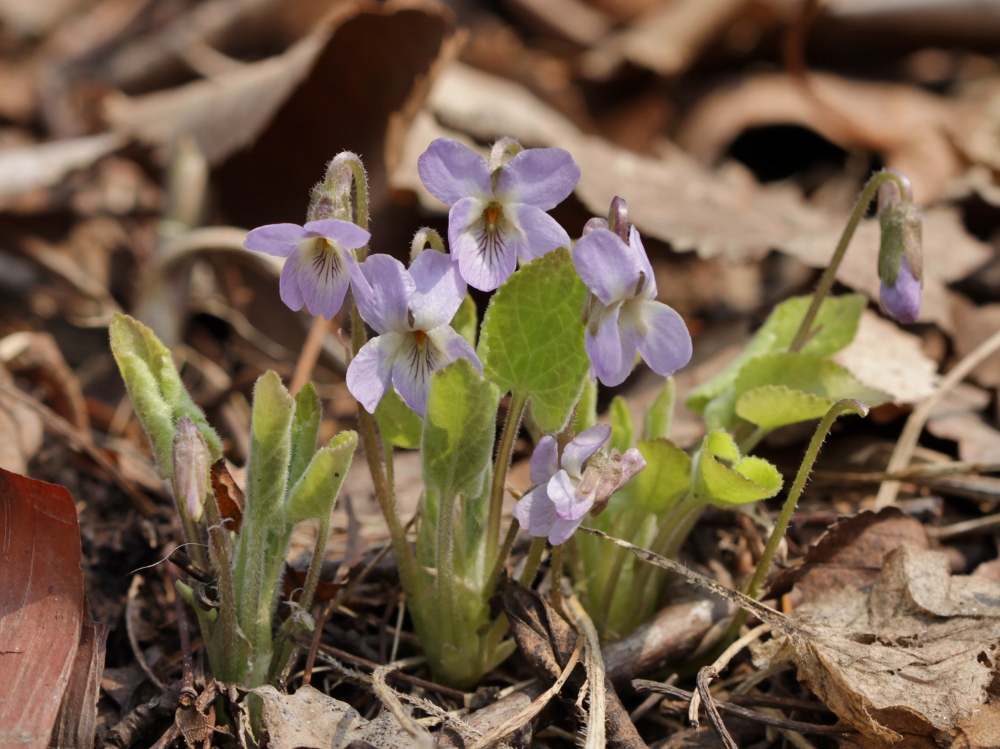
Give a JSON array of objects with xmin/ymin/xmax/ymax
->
[{"xmin": 486, "ymin": 393, "xmax": 528, "ymax": 567}]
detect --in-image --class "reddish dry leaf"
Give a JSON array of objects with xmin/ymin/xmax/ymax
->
[
  {"xmin": 210, "ymin": 459, "xmax": 245, "ymax": 534},
  {"xmin": 50, "ymin": 620, "xmax": 109, "ymax": 749},
  {"xmin": 0, "ymin": 468, "xmax": 85, "ymax": 749}
]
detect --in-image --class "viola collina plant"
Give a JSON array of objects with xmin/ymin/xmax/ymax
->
[{"xmin": 111, "ymin": 130, "xmax": 924, "ymax": 689}]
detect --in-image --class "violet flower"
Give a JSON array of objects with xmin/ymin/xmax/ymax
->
[
  {"xmin": 574, "ymin": 226, "xmax": 692, "ymax": 387},
  {"xmin": 879, "ymin": 255, "xmax": 921, "ymax": 324},
  {"xmin": 243, "ymin": 219, "xmax": 369, "ymax": 319},
  {"xmin": 513, "ymin": 425, "xmax": 646, "ymax": 545},
  {"xmin": 417, "ymin": 138, "xmax": 580, "ymax": 291},
  {"xmin": 346, "ymin": 250, "xmax": 481, "ymax": 417}
]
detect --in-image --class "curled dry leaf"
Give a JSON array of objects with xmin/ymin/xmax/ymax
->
[
  {"xmin": 754, "ymin": 545, "xmax": 1000, "ymax": 744},
  {"xmin": 0, "ymin": 468, "xmax": 86, "ymax": 749},
  {"xmin": 0, "ymin": 331, "xmax": 89, "ymax": 431},
  {"xmin": 396, "ymin": 63, "xmax": 990, "ymax": 330},
  {"xmin": 0, "ymin": 363, "xmax": 45, "ymax": 474}
]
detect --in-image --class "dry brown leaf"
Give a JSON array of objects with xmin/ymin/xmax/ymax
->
[
  {"xmin": 0, "ymin": 331, "xmax": 89, "ymax": 431},
  {"xmin": 505, "ymin": 0, "xmax": 612, "ymax": 45},
  {"xmin": 952, "ymin": 299, "xmax": 1000, "ymax": 391},
  {"xmin": 397, "ymin": 63, "xmax": 990, "ymax": 331},
  {"xmin": 755, "ymin": 545, "xmax": 1000, "ymax": 744},
  {"xmin": 0, "ymin": 468, "xmax": 86, "ymax": 749},
  {"xmin": 0, "ymin": 363, "xmax": 45, "ymax": 474},
  {"xmin": 253, "ymin": 684, "xmax": 413, "ymax": 749},
  {"xmin": 926, "ymin": 383, "xmax": 1000, "ymax": 464},
  {"xmin": 581, "ymin": 0, "xmax": 751, "ymax": 80},
  {"xmin": 675, "ymin": 72, "xmax": 974, "ymax": 203},
  {"xmin": 832, "ymin": 310, "xmax": 937, "ymax": 404},
  {"xmin": 50, "ymin": 620, "xmax": 109, "ymax": 749}
]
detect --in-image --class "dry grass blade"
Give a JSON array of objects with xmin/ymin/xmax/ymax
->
[
  {"xmin": 371, "ymin": 657, "xmax": 435, "ymax": 749},
  {"xmin": 564, "ymin": 592, "xmax": 606, "ymax": 749},
  {"xmin": 467, "ymin": 636, "xmax": 584, "ymax": 749},
  {"xmin": 578, "ymin": 527, "xmax": 794, "ymax": 635}
]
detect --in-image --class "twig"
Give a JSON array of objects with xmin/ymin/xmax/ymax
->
[
  {"xmin": 372, "ymin": 657, "xmax": 436, "ymax": 748},
  {"xmin": 928, "ymin": 512, "xmax": 1000, "ymax": 540},
  {"xmin": 301, "ymin": 600, "xmax": 333, "ymax": 687},
  {"xmin": 688, "ymin": 624, "xmax": 770, "ymax": 725},
  {"xmin": 634, "ymin": 681, "xmax": 851, "ymax": 737},
  {"xmin": 290, "ymin": 316, "xmax": 331, "ymax": 395},
  {"xmin": 314, "ymin": 642, "xmax": 466, "ymax": 700},
  {"xmin": 697, "ymin": 667, "xmax": 738, "ymax": 749},
  {"xmin": 99, "ymin": 680, "xmax": 184, "ymax": 749},
  {"xmin": 126, "ymin": 575, "xmax": 168, "ymax": 692},
  {"xmin": 875, "ymin": 328, "xmax": 1000, "ymax": 509},
  {"xmin": 167, "ymin": 564, "xmax": 197, "ymax": 706}
]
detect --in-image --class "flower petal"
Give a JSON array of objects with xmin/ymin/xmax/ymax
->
[
  {"xmin": 278, "ymin": 248, "xmax": 306, "ymax": 312},
  {"xmin": 529, "ymin": 435, "xmax": 559, "ymax": 486},
  {"xmin": 450, "ymin": 197, "xmax": 517, "ymax": 291},
  {"xmin": 504, "ymin": 203, "xmax": 571, "ymax": 263},
  {"xmin": 629, "ymin": 300, "xmax": 693, "ymax": 377},
  {"xmin": 409, "ymin": 250, "xmax": 466, "ymax": 330},
  {"xmin": 390, "ymin": 333, "xmax": 439, "ymax": 417},
  {"xmin": 296, "ymin": 240, "xmax": 353, "ymax": 319},
  {"xmin": 495, "ymin": 148, "xmax": 580, "ymax": 210},
  {"xmin": 354, "ymin": 254, "xmax": 414, "ymax": 334},
  {"xmin": 548, "ymin": 516, "xmax": 587, "ymax": 546},
  {"xmin": 303, "ymin": 219, "xmax": 370, "ymax": 250},
  {"xmin": 547, "ymin": 469, "xmax": 595, "ymax": 521},
  {"xmin": 573, "ymin": 228, "xmax": 642, "ymax": 306},
  {"xmin": 512, "ymin": 485, "xmax": 558, "ymax": 539},
  {"xmin": 244, "ymin": 223, "xmax": 308, "ymax": 257},
  {"xmin": 629, "ymin": 226, "xmax": 657, "ymax": 299},
  {"xmin": 425, "ymin": 325, "xmax": 483, "ymax": 375},
  {"xmin": 585, "ymin": 304, "xmax": 636, "ymax": 387},
  {"xmin": 346, "ymin": 333, "xmax": 402, "ymax": 414},
  {"xmin": 417, "ymin": 138, "xmax": 492, "ymax": 206},
  {"xmin": 562, "ymin": 424, "xmax": 610, "ymax": 480},
  {"xmin": 879, "ymin": 256, "xmax": 921, "ymax": 324}
]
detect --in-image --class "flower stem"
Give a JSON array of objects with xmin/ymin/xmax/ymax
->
[
  {"xmin": 486, "ymin": 392, "xmax": 528, "ymax": 568},
  {"xmin": 518, "ymin": 537, "xmax": 547, "ymax": 587},
  {"xmin": 728, "ymin": 399, "xmax": 868, "ymax": 637},
  {"xmin": 788, "ymin": 171, "xmax": 909, "ymax": 353}
]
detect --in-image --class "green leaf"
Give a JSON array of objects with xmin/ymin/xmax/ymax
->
[
  {"xmin": 694, "ymin": 430, "xmax": 782, "ymax": 506},
  {"xmin": 245, "ymin": 371, "xmax": 295, "ymax": 525},
  {"xmin": 644, "ymin": 377, "xmax": 675, "ymax": 441},
  {"xmin": 109, "ymin": 312, "xmax": 222, "ymax": 475},
  {"xmin": 288, "ymin": 383, "xmax": 321, "ymax": 490},
  {"xmin": 422, "ymin": 358, "xmax": 500, "ymax": 501},
  {"xmin": 374, "ymin": 387, "xmax": 424, "ymax": 449},
  {"xmin": 686, "ymin": 294, "xmax": 866, "ymax": 414},
  {"xmin": 630, "ymin": 438, "xmax": 691, "ymax": 515},
  {"xmin": 573, "ymin": 377, "xmax": 598, "ymax": 433},
  {"xmin": 285, "ymin": 431, "xmax": 357, "ymax": 523},
  {"xmin": 451, "ymin": 293, "xmax": 478, "ymax": 348},
  {"xmin": 734, "ymin": 352, "xmax": 890, "ymax": 408},
  {"xmin": 609, "ymin": 395, "xmax": 634, "ymax": 453},
  {"xmin": 736, "ymin": 385, "xmax": 833, "ymax": 429},
  {"xmin": 478, "ymin": 248, "xmax": 589, "ymax": 433}
]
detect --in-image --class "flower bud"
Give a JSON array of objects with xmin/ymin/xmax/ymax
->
[
  {"xmin": 877, "ymin": 170, "xmax": 922, "ymax": 324},
  {"xmin": 582, "ymin": 217, "xmax": 608, "ymax": 236},
  {"xmin": 172, "ymin": 415, "xmax": 211, "ymax": 521},
  {"xmin": 607, "ymin": 196, "xmax": 629, "ymax": 244}
]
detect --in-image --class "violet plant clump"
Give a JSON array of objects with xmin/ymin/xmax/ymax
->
[{"xmin": 110, "ymin": 132, "xmax": 925, "ymax": 690}]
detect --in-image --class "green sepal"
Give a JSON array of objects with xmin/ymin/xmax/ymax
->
[
  {"xmin": 609, "ymin": 395, "xmax": 634, "ymax": 453},
  {"xmin": 374, "ymin": 387, "xmax": 423, "ymax": 449},
  {"xmin": 478, "ymin": 248, "xmax": 589, "ymax": 433},
  {"xmin": 422, "ymin": 358, "xmax": 500, "ymax": 502},
  {"xmin": 285, "ymin": 431, "xmax": 357, "ymax": 524},
  {"xmin": 287, "ymin": 383, "xmax": 321, "ymax": 490},
  {"xmin": 109, "ymin": 312, "xmax": 222, "ymax": 476},
  {"xmin": 451, "ymin": 292, "xmax": 478, "ymax": 348}
]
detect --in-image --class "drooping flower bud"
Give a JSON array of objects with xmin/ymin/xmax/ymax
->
[
  {"xmin": 877, "ymin": 170, "xmax": 922, "ymax": 324},
  {"xmin": 172, "ymin": 415, "xmax": 211, "ymax": 521},
  {"xmin": 409, "ymin": 227, "xmax": 446, "ymax": 263}
]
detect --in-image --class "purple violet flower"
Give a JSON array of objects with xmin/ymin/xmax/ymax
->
[
  {"xmin": 513, "ymin": 425, "xmax": 646, "ymax": 545},
  {"xmin": 346, "ymin": 250, "xmax": 481, "ymax": 417},
  {"xmin": 879, "ymin": 255, "xmax": 921, "ymax": 324},
  {"xmin": 574, "ymin": 226, "xmax": 692, "ymax": 387},
  {"xmin": 417, "ymin": 138, "xmax": 580, "ymax": 291},
  {"xmin": 243, "ymin": 219, "xmax": 369, "ymax": 319}
]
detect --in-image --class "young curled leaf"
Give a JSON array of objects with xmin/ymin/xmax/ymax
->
[{"xmin": 285, "ymin": 431, "xmax": 357, "ymax": 524}]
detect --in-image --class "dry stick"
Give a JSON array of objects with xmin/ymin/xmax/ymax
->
[
  {"xmin": 697, "ymin": 667, "xmax": 739, "ymax": 749},
  {"xmin": 289, "ymin": 316, "xmax": 330, "ymax": 395},
  {"xmin": 564, "ymin": 592, "xmax": 607, "ymax": 749},
  {"xmin": 467, "ymin": 637, "xmax": 584, "ymax": 749},
  {"xmin": 167, "ymin": 563, "xmax": 197, "ymax": 706},
  {"xmin": 0, "ymin": 379, "xmax": 157, "ymax": 515},
  {"xmin": 99, "ymin": 681, "xmax": 185, "ymax": 749},
  {"xmin": 816, "ymin": 460, "xmax": 1000, "ymax": 484},
  {"xmin": 126, "ymin": 575, "xmax": 169, "ymax": 692},
  {"xmin": 314, "ymin": 642, "xmax": 467, "ymax": 701},
  {"xmin": 635, "ymin": 682, "xmax": 851, "ymax": 737},
  {"xmin": 875, "ymin": 328, "xmax": 1000, "ymax": 509},
  {"xmin": 301, "ymin": 601, "xmax": 333, "ymax": 687},
  {"xmin": 372, "ymin": 657, "xmax": 436, "ymax": 748},
  {"xmin": 688, "ymin": 624, "xmax": 770, "ymax": 725}
]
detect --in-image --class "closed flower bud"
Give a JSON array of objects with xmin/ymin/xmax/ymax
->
[
  {"xmin": 172, "ymin": 416, "xmax": 210, "ymax": 521},
  {"xmin": 877, "ymin": 171, "xmax": 922, "ymax": 324}
]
